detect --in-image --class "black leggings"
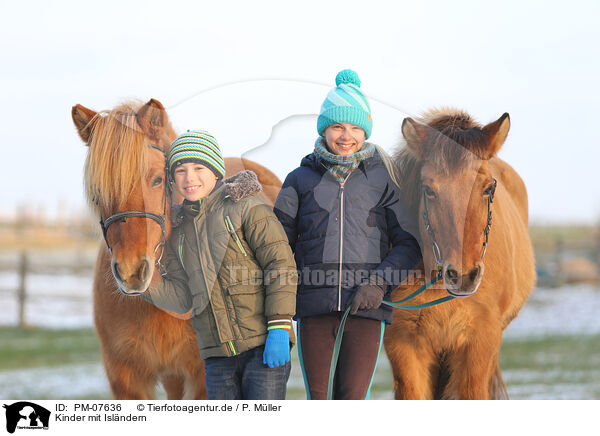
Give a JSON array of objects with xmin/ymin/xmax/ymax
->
[{"xmin": 297, "ymin": 313, "xmax": 385, "ymax": 400}]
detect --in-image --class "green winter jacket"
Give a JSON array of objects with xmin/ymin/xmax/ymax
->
[{"xmin": 143, "ymin": 171, "xmax": 298, "ymax": 359}]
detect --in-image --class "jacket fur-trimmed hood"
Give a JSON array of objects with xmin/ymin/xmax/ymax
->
[
  {"xmin": 170, "ymin": 170, "xmax": 262, "ymax": 226},
  {"xmin": 223, "ymin": 170, "xmax": 263, "ymax": 202}
]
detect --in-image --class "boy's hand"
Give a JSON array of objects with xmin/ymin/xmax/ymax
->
[{"xmin": 263, "ymin": 329, "xmax": 290, "ymax": 368}]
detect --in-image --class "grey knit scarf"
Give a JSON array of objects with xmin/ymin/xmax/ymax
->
[{"xmin": 314, "ymin": 137, "xmax": 375, "ymax": 184}]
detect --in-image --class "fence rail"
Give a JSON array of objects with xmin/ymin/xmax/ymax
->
[
  {"xmin": 2, "ymin": 228, "xmax": 600, "ymax": 328},
  {"xmin": 0, "ymin": 251, "xmax": 96, "ymax": 328}
]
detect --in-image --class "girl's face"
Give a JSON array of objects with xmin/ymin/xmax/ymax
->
[
  {"xmin": 323, "ymin": 123, "xmax": 366, "ymax": 156},
  {"xmin": 172, "ymin": 162, "xmax": 218, "ymax": 201}
]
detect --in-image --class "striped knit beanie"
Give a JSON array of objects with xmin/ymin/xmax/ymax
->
[
  {"xmin": 317, "ymin": 69, "xmax": 373, "ymax": 139},
  {"xmin": 168, "ymin": 130, "xmax": 226, "ymax": 179}
]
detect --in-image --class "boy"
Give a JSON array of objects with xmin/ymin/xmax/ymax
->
[{"xmin": 142, "ymin": 130, "xmax": 297, "ymax": 400}]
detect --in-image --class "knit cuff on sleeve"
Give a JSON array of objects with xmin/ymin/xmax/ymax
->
[{"xmin": 267, "ymin": 316, "xmax": 293, "ymax": 331}]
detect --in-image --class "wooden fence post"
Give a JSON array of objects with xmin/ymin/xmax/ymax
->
[
  {"xmin": 18, "ymin": 251, "xmax": 27, "ymax": 328},
  {"xmin": 594, "ymin": 230, "xmax": 600, "ymax": 266}
]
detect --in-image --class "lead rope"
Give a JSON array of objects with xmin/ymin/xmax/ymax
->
[{"xmin": 326, "ymin": 275, "xmax": 454, "ymax": 400}]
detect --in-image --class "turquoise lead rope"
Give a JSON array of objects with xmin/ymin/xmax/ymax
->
[{"xmin": 326, "ymin": 275, "xmax": 454, "ymax": 400}]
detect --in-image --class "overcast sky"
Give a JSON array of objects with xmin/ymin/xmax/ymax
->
[{"xmin": 1, "ymin": 0, "xmax": 599, "ymax": 224}]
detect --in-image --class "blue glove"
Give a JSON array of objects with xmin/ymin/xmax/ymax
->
[{"xmin": 263, "ymin": 328, "xmax": 290, "ymax": 368}]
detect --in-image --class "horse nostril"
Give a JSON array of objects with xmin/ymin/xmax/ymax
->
[
  {"xmin": 113, "ymin": 262, "xmax": 124, "ymax": 283},
  {"xmin": 138, "ymin": 259, "xmax": 150, "ymax": 282},
  {"xmin": 469, "ymin": 265, "xmax": 481, "ymax": 282},
  {"xmin": 446, "ymin": 265, "xmax": 459, "ymax": 284}
]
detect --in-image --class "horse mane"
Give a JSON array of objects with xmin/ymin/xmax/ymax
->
[
  {"xmin": 392, "ymin": 107, "xmax": 488, "ymax": 211},
  {"xmin": 83, "ymin": 100, "xmax": 150, "ymax": 212},
  {"xmin": 392, "ymin": 146, "xmax": 423, "ymax": 213}
]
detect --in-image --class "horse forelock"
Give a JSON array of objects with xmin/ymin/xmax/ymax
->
[
  {"xmin": 419, "ymin": 107, "xmax": 489, "ymax": 172},
  {"xmin": 393, "ymin": 107, "xmax": 492, "ymax": 208},
  {"xmin": 84, "ymin": 101, "xmax": 150, "ymax": 212}
]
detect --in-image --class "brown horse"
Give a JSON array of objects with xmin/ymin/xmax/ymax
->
[
  {"xmin": 71, "ymin": 98, "xmax": 282, "ymax": 399},
  {"xmin": 383, "ymin": 108, "xmax": 536, "ymax": 399}
]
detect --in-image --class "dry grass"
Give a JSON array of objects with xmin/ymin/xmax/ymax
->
[{"xmin": 0, "ymin": 226, "xmax": 100, "ymax": 251}]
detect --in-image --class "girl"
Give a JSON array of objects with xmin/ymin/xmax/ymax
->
[{"xmin": 274, "ymin": 70, "xmax": 422, "ymax": 400}]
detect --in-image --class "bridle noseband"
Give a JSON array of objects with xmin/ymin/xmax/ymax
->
[
  {"xmin": 422, "ymin": 178, "xmax": 497, "ymax": 280},
  {"xmin": 97, "ymin": 143, "xmax": 169, "ymax": 278}
]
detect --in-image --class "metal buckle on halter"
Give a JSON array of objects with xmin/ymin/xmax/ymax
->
[
  {"xmin": 154, "ymin": 239, "xmax": 167, "ymax": 277},
  {"xmin": 431, "ymin": 240, "xmax": 444, "ymax": 280}
]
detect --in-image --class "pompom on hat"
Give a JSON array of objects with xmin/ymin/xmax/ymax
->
[
  {"xmin": 168, "ymin": 130, "xmax": 226, "ymax": 180},
  {"xmin": 317, "ymin": 69, "xmax": 373, "ymax": 139}
]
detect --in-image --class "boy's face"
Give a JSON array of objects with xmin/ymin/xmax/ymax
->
[
  {"xmin": 172, "ymin": 162, "xmax": 219, "ymax": 201},
  {"xmin": 324, "ymin": 122, "xmax": 366, "ymax": 156}
]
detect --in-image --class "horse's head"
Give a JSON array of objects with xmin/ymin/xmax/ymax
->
[
  {"xmin": 399, "ymin": 108, "xmax": 510, "ymax": 296},
  {"xmin": 72, "ymin": 99, "xmax": 177, "ymax": 294}
]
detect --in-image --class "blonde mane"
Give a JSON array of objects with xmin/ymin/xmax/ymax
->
[{"xmin": 84, "ymin": 101, "xmax": 150, "ymax": 212}]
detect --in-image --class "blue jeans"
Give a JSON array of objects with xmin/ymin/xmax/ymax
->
[{"xmin": 204, "ymin": 345, "xmax": 291, "ymax": 400}]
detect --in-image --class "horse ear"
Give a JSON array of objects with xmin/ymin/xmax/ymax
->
[
  {"xmin": 136, "ymin": 98, "xmax": 167, "ymax": 141},
  {"xmin": 482, "ymin": 113, "xmax": 510, "ymax": 159},
  {"xmin": 401, "ymin": 117, "xmax": 429, "ymax": 161},
  {"xmin": 71, "ymin": 104, "xmax": 98, "ymax": 144}
]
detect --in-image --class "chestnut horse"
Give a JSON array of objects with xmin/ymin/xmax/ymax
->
[
  {"xmin": 72, "ymin": 98, "xmax": 282, "ymax": 399},
  {"xmin": 383, "ymin": 108, "xmax": 536, "ymax": 399}
]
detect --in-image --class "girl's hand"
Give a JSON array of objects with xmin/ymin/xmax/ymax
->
[{"xmin": 350, "ymin": 282, "xmax": 384, "ymax": 314}]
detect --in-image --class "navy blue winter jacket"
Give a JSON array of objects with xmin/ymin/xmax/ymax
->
[{"xmin": 274, "ymin": 147, "xmax": 422, "ymax": 324}]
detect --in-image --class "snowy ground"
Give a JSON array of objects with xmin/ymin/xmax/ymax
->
[
  {"xmin": 0, "ymin": 363, "xmax": 110, "ymax": 399},
  {"xmin": 504, "ymin": 284, "xmax": 600, "ymax": 339},
  {"xmin": 1, "ymin": 339, "xmax": 597, "ymax": 400}
]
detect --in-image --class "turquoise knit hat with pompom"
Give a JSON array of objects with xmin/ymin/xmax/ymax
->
[{"xmin": 317, "ymin": 69, "xmax": 372, "ymax": 139}]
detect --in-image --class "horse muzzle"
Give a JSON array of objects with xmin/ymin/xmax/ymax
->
[
  {"xmin": 443, "ymin": 262, "xmax": 484, "ymax": 297},
  {"xmin": 111, "ymin": 255, "xmax": 153, "ymax": 296}
]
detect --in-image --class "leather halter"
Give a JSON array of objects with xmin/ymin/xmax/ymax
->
[{"xmin": 421, "ymin": 178, "xmax": 497, "ymax": 280}]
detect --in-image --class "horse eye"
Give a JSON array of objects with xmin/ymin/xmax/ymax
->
[
  {"xmin": 483, "ymin": 184, "xmax": 494, "ymax": 196},
  {"xmin": 152, "ymin": 176, "xmax": 163, "ymax": 187},
  {"xmin": 424, "ymin": 186, "xmax": 437, "ymax": 199}
]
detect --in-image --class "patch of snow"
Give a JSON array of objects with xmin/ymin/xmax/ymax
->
[
  {"xmin": 504, "ymin": 284, "xmax": 600, "ymax": 339},
  {"xmin": 0, "ymin": 363, "xmax": 110, "ymax": 399}
]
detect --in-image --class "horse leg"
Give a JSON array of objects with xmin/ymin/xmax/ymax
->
[
  {"xmin": 104, "ymin": 359, "xmax": 157, "ymax": 400},
  {"xmin": 489, "ymin": 361, "xmax": 509, "ymax": 400},
  {"xmin": 445, "ymin": 334, "xmax": 502, "ymax": 400},
  {"xmin": 161, "ymin": 365, "xmax": 206, "ymax": 400},
  {"xmin": 161, "ymin": 374, "xmax": 185, "ymax": 399},
  {"xmin": 385, "ymin": 339, "xmax": 436, "ymax": 399},
  {"xmin": 179, "ymin": 354, "xmax": 206, "ymax": 400},
  {"xmin": 188, "ymin": 362, "xmax": 207, "ymax": 400}
]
